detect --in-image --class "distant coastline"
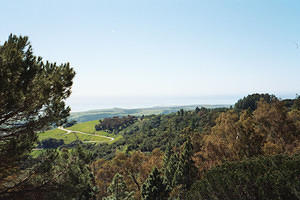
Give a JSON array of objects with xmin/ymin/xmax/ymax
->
[
  {"xmin": 66, "ymin": 94, "xmax": 296, "ymax": 112},
  {"xmin": 69, "ymin": 104, "xmax": 231, "ymax": 123}
]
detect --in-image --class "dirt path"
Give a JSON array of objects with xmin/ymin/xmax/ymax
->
[{"xmin": 58, "ymin": 126, "xmax": 114, "ymax": 141}]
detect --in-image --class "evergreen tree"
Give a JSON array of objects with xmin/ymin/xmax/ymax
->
[
  {"xmin": 172, "ymin": 137, "xmax": 197, "ymax": 190},
  {"xmin": 163, "ymin": 144, "xmax": 179, "ymax": 188},
  {"xmin": 141, "ymin": 167, "xmax": 169, "ymax": 200},
  {"xmin": 103, "ymin": 173, "xmax": 134, "ymax": 200},
  {"xmin": 234, "ymin": 93, "xmax": 277, "ymax": 111},
  {"xmin": 55, "ymin": 146, "xmax": 98, "ymax": 200},
  {"xmin": 163, "ymin": 143, "xmax": 172, "ymax": 169},
  {"xmin": 0, "ymin": 34, "xmax": 75, "ymax": 198}
]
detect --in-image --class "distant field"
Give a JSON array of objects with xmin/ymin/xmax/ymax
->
[{"xmin": 38, "ymin": 120, "xmax": 119, "ymax": 144}]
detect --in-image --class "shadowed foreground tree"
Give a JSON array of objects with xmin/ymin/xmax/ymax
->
[
  {"xmin": 1, "ymin": 145, "xmax": 98, "ymax": 200},
  {"xmin": 30, "ymin": 146, "xmax": 97, "ymax": 200},
  {"xmin": 0, "ymin": 34, "xmax": 75, "ymax": 198}
]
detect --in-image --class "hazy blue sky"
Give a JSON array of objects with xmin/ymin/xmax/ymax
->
[{"xmin": 1, "ymin": 0, "xmax": 300, "ymax": 111}]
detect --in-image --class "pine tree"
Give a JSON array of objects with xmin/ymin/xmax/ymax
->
[
  {"xmin": 0, "ymin": 34, "xmax": 75, "ymax": 198},
  {"xmin": 141, "ymin": 167, "xmax": 169, "ymax": 200},
  {"xmin": 103, "ymin": 173, "xmax": 134, "ymax": 200}
]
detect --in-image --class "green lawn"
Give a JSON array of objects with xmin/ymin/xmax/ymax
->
[
  {"xmin": 66, "ymin": 120, "xmax": 99, "ymax": 134},
  {"xmin": 38, "ymin": 120, "xmax": 120, "ymax": 144},
  {"xmin": 38, "ymin": 127, "xmax": 112, "ymax": 144}
]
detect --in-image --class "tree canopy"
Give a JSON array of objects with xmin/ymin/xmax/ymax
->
[
  {"xmin": 0, "ymin": 34, "xmax": 75, "ymax": 198},
  {"xmin": 188, "ymin": 154, "xmax": 300, "ymax": 200},
  {"xmin": 234, "ymin": 93, "xmax": 277, "ymax": 111}
]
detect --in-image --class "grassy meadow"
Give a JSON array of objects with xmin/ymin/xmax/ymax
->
[{"xmin": 38, "ymin": 120, "xmax": 121, "ymax": 144}]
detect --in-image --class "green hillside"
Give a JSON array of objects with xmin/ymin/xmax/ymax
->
[{"xmin": 69, "ymin": 104, "xmax": 230, "ymax": 122}]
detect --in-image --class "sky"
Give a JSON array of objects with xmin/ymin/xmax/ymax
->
[{"xmin": 1, "ymin": 0, "xmax": 300, "ymax": 111}]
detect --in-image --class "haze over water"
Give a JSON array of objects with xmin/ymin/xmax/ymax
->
[{"xmin": 68, "ymin": 93, "xmax": 297, "ymax": 112}]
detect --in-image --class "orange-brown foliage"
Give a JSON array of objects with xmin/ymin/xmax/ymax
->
[
  {"xmin": 194, "ymin": 99, "xmax": 300, "ymax": 173},
  {"xmin": 92, "ymin": 149, "xmax": 163, "ymax": 199}
]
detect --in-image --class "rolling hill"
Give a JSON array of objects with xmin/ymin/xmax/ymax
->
[{"xmin": 69, "ymin": 104, "xmax": 230, "ymax": 122}]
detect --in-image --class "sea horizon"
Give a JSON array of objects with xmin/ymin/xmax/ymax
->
[{"xmin": 67, "ymin": 93, "xmax": 297, "ymax": 112}]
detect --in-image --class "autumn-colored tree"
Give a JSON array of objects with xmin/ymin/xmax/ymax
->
[
  {"xmin": 254, "ymin": 99, "xmax": 299, "ymax": 155},
  {"xmin": 196, "ymin": 99, "xmax": 300, "ymax": 172},
  {"xmin": 93, "ymin": 155, "xmax": 124, "ymax": 199},
  {"xmin": 93, "ymin": 150, "xmax": 163, "ymax": 199},
  {"xmin": 196, "ymin": 110, "xmax": 240, "ymax": 170}
]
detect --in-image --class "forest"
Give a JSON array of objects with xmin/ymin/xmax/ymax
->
[{"xmin": 1, "ymin": 35, "xmax": 300, "ymax": 200}]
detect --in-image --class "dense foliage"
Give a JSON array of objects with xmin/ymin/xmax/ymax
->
[
  {"xmin": 86, "ymin": 107, "xmax": 225, "ymax": 161},
  {"xmin": 187, "ymin": 154, "xmax": 300, "ymax": 200},
  {"xmin": 121, "ymin": 107, "xmax": 226, "ymax": 153},
  {"xmin": 195, "ymin": 98, "xmax": 300, "ymax": 172},
  {"xmin": 234, "ymin": 93, "xmax": 277, "ymax": 111},
  {"xmin": 141, "ymin": 167, "xmax": 169, "ymax": 200},
  {"xmin": 38, "ymin": 138, "xmax": 64, "ymax": 149},
  {"xmin": 0, "ymin": 144, "xmax": 97, "ymax": 200},
  {"xmin": 92, "ymin": 149, "xmax": 163, "ymax": 199},
  {"xmin": 103, "ymin": 173, "xmax": 134, "ymax": 200},
  {"xmin": 88, "ymin": 94, "xmax": 300, "ymax": 199},
  {"xmin": 95, "ymin": 115, "xmax": 138, "ymax": 133}
]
